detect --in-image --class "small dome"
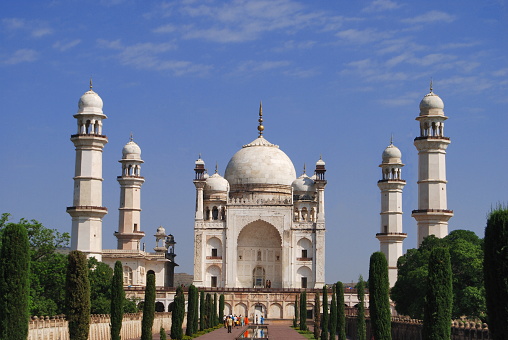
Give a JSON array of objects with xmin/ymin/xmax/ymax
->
[
  {"xmin": 316, "ymin": 157, "xmax": 325, "ymax": 166},
  {"xmin": 195, "ymin": 157, "xmax": 205, "ymax": 166},
  {"xmin": 122, "ymin": 140, "xmax": 142, "ymax": 160},
  {"xmin": 205, "ymin": 173, "xmax": 229, "ymax": 192},
  {"xmin": 382, "ymin": 143, "xmax": 402, "ymax": 164},
  {"xmin": 419, "ymin": 91, "xmax": 444, "ymax": 116},
  {"xmin": 292, "ymin": 174, "xmax": 316, "ymax": 193},
  {"xmin": 78, "ymin": 89, "xmax": 104, "ymax": 114},
  {"xmin": 155, "ymin": 226, "xmax": 166, "ymax": 236},
  {"xmin": 225, "ymin": 137, "xmax": 296, "ymax": 187}
]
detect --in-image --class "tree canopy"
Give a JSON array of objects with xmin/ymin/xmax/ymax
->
[{"xmin": 391, "ymin": 230, "xmax": 485, "ymax": 320}]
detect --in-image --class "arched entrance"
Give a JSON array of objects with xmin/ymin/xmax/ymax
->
[{"xmin": 237, "ymin": 220, "xmax": 282, "ymax": 288}]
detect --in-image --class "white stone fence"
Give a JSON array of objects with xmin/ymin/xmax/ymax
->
[{"xmin": 28, "ymin": 312, "xmax": 173, "ymax": 340}]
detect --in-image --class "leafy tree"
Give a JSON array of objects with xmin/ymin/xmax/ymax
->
[
  {"xmin": 205, "ymin": 293, "xmax": 212, "ymax": 329},
  {"xmin": 314, "ymin": 292, "xmax": 321, "ymax": 339},
  {"xmin": 422, "ymin": 247, "xmax": 453, "ymax": 340},
  {"xmin": 88, "ymin": 257, "xmax": 113, "ymax": 314},
  {"xmin": 293, "ymin": 295, "xmax": 299, "ymax": 328},
  {"xmin": 141, "ymin": 272, "xmax": 156, "ymax": 340},
  {"xmin": 219, "ymin": 294, "xmax": 225, "ymax": 325},
  {"xmin": 110, "ymin": 261, "xmax": 124, "ymax": 340},
  {"xmin": 171, "ymin": 286, "xmax": 185, "ymax": 339},
  {"xmin": 356, "ymin": 275, "xmax": 366, "ymax": 340},
  {"xmin": 65, "ymin": 251, "xmax": 90, "ymax": 340},
  {"xmin": 369, "ymin": 252, "xmax": 391, "ymax": 340},
  {"xmin": 199, "ymin": 290, "xmax": 205, "ymax": 331},
  {"xmin": 484, "ymin": 207, "xmax": 508, "ymax": 339},
  {"xmin": 299, "ymin": 291, "xmax": 307, "ymax": 331},
  {"xmin": 186, "ymin": 285, "xmax": 196, "ymax": 336},
  {"xmin": 0, "ymin": 223, "xmax": 30, "ymax": 340},
  {"xmin": 321, "ymin": 285, "xmax": 328, "ymax": 340},
  {"xmin": 213, "ymin": 293, "xmax": 218, "ymax": 326},
  {"xmin": 329, "ymin": 284, "xmax": 337, "ymax": 340},
  {"xmin": 336, "ymin": 281, "xmax": 347, "ymax": 340},
  {"xmin": 391, "ymin": 230, "xmax": 485, "ymax": 319},
  {"xmin": 193, "ymin": 289, "xmax": 199, "ymax": 333}
]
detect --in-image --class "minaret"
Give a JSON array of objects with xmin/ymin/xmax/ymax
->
[
  {"xmin": 412, "ymin": 83, "xmax": 453, "ymax": 245},
  {"xmin": 115, "ymin": 136, "xmax": 145, "ymax": 250},
  {"xmin": 314, "ymin": 156, "xmax": 327, "ymax": 287},
  {"xmin": 193, "ymin": 155, "xmax": 206, "ymax": 220},
  {"xmin": 67, "ymin": 80, "xmax": 108, "ymax": 260},
  {"xmin": 376, "ymin": 140, "xmax": 407, "ymax": 287}
]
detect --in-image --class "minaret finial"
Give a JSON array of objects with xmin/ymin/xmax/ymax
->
[
  {"xmin": 303, "ymin": 163, "xmax": 306, "ymax": 175},
  {"xmin": 198, "ymin": 153, "xmax": 202, "ymax": 159},
  {"xmin": 430, "ymin": 78, "xmax": 433, "ymax": 93},
  {"xmin": 390, "ymin": 134, "xmax": 393, "ymax": 145},
  {"xmin": 257, "ymin": 101, "xmax": 264, "ymax": 137},
  {"xmin": 89, "ymin": 77, "xmax": 93, "ymax": 90},
  {"xmin": 215, "ymin": 162, "xmax": 218, "ymax": 174},
  {"xmin": 130, "ymin": 132, "xmax": 134, "ymax": 142}
]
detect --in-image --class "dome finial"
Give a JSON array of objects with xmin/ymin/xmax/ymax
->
[
  {"xmin": 257, "ymin": 101, "xmax": 264, "ymax": 137},
  {"xmin": 130, "ymin": 132, "xmax": 134, "ymax": 142},
  {"xmin": 303, "ymin": 163, "xmax": 306, "ymax": 175},
  {"xmin": 429, "ymin": 78, "xmax": 433, "ymax": 93},
  {"xmin": 198, "ymin": 153, "xmax": 202, "ymax": 159},
  {"xmin": 89, "ymin": 77, "xmax": 93, "ymax": 90},
  {"xmin": 390, "ymin": 133, "xmax": 393, "ymax": 145},
  {"xmin": 215, "ymin": 162, "xmax": 218, "ymax": 174}
]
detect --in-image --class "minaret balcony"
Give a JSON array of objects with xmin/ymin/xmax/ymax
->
[
  {"xmin": 376, "ymin": 232, "xmax": 408, "ymax": 241},
  {"xmin": 67, "ymin": 205, "xmax": 108, "ymax": 211},
  {"xmin": 66, "ymin": 205, "xmax": 108, "ymax": 217},
  {"xmin": 71, "ymin": 133, "xmax": 108, "ymax": 139},
  {"xmin": 377, "ymin": 179, "xmax": 406, "ymax": 183},
  {"xmin": 414, "ymin": 136, "xmax": 450, "ymax": 141},
  {"xmin": 412, "ymin": 209, "xmax": 453, "ymax": 214}
]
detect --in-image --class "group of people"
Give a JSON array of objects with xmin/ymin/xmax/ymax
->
[{"xmin": 224, "ymin": 315, "xmax": 249, "ymax": 333}]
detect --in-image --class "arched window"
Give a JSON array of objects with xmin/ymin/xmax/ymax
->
[
  {"xmin": 212, "ymin": 206, "xmax": 219, "ymax": 220},
  {"xmin": 205, "ymin": 207, "xmax": 210, "ymax": 220},
  {"xmin": 123, "ymin": 266, "xmax": 133, "ymax": 285}
]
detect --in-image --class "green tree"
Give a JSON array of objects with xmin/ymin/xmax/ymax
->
[
  {"xmin": 219, "ymin": 294, "xmax": 225, "ymax": 325},
  {"xmin": 356, "ymin": 275, "xmax": 366, "ymax": 340},
  {"xmin": 422, "ymin": 247, "xmax": 453, "ymax": 340},
  {"xmin": 88, "ymin": 258, "xmax": 113, "ymax": 314},
  {"xmin": 369, "ymin": 252, "xmax": 391, "ymax": 340},
  {"xmin": 65, "ymin": 251, "xmax": 90, "ymax": 340},
  {"xmin": 141, "ymin": 272, "xmax": 156, "ymax": 340},
  {"xmin": 336, "ymin": 281, "xmax": 347, "ymax": 340},
  {"xmin": 293, "ymin": 295, "xmax": 299, "ymax": 328},
  {"xmin": 205, "ymin": 293, "xmax": 212, "ymax": 329},
  {"xmin": 186, "ymin": 285, "xmax": 196, "ymax": 336},
  {"xmin": 160, "ymin": 327, "xmax": 167, "ymax": 340},
  {"xmin": 199, "ymin": 290, "xmax": 205, "ymax": 331},
  {"xmin": 193, "ymin": 288, "xmax": 199, "ymax": 333},
  {"xmin": 110, "ymin": 261, "xmax": 124, "ymax": 340},
  {"xmin": 213, "ymin": 293, "xmax": 218, "ymax": 326},
  {"xmin": 391, "ymin": 230, "xmax": 485, "ymax": 319},
  {"xmin": 0, "ymin": 224, "xmax": 30, "ymax": 340},
  {"xmin": 329, "ymin": 284, "xmax": 337, "ymax": 340},
  {"xmin": 299, "ymin": 291, "xmax": 307, "ymax": 331},
  {"xmin": 314, "ymin": 292, "xmax": 321, "ymax": 339},
  {"xmin": 321, "ymin": 285, "xmax": 328, "ymax": 340},
  {"xmin": 171, "ymin": 286, "xmax": 185, "ymax": 339},
  {"xmin": 484, "ymin": 207, "xmax": 508, "ymax": 339}
]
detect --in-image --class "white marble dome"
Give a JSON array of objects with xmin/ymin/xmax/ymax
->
[
  {"xmin": 205, "ymin": 173, "xmax": 229, "ymax": 192},
  {"xmin": 225, "ymin": 137, "xmax": 296, "ymax": 186},
  {"xmin": 292, "ymin": 174, "xmax": 315, "ymax": 193},
  {"xmin": 122, "ymin": 141, "xmax": 142, "ymax": 160},
  {"xmin": 419, "ymin": 91, "xmax": 444, "ymax": 115},
  {"xmin": 78, "ymin": 89, "xmax": 104, "ymax": 114},
  {"xmin": 155, "ymin": 226, "xmax": 166, "ymax": 236},
  {"xmin": 382, "ymin": 143, "xmax": 402, "ymax": 164}
]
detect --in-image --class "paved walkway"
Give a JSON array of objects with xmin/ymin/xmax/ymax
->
[{"xmin": 194, "ymin": 320, "xmax": 309, "ymax": 339}]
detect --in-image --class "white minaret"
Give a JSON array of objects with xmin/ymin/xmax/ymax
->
[
  {"xmin": 376, "ymin": 140, "xmax": 407, "ymax": 287},
  {"xmin": 115, "ymin": 136, "xmax": 145, "ymax": 250},
  {"xmin": 412, "ymin": 83, "xmax": 453, "ymax": 245},
  {"xmin": 67, "ymin": 81, "xmax": 108, "ymax": 260},
  {"xmin": 313, "ymin": 156, "xmax": 327, "ymax": 287}
]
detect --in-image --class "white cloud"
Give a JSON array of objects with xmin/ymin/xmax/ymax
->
[
  {"xmin": 336, "ymin": 28, "xmax": 393, "ymax": 44},
  {"xmin": 362, "ymin": 0, "xmax": 401, "ymax": 13},
  {"xmin": 492, "ymin": 68, "xmax": 508, "ymax": 77},
  {"xmin": 236, "ymin": 60, "xmax": 290, "ymax": 73},
  {"xmin": 53, "ymin": 39, "xmax": 82, "ymax": 51},
  {"xmin": 2, "ymin": 18, "xmax": 53, "ymax": 38},
  {"xmin": 401, "ymin": 10, "xmax": 455, "ymax": 24},
  {"xmin": 31, "ymin": 27, "xmax": 53, "ymax": 37},
  {"xmin": 153, "ymin": 24, "xmax": 177, "ymax": 34},
  {"xmin": 2, "ymin": 49, "xmax": 38, "ymax": 64}
]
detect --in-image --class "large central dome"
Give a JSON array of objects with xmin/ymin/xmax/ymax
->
[{"xmin": 224, "ymin": 136, "xmax": 296, "ymax": 187}]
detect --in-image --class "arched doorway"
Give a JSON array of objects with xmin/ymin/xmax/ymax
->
[{"xmin": 237, "ymin": 220, "xmax": 282, "ymax": 288}]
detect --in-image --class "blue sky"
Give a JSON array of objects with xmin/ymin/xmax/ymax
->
[{"xmin": 1, "ymin": 0, "xmax": 507, "ymax": 284}]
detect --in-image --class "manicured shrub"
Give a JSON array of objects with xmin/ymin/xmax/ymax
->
[
  {"xmin": 171, "ymin": 285, "xmax": 185, "ymax": 339},
  {"xmin": 356, "ymin": 276, "xmax": 366, "ymax": 340},
  {"xmin": 299, "ymin": 291, "xmax": 307, "ymax": 331},
  {"xmin": 313, "ymin": 292, "xmax": 321, "ymax": 339},
  {"xmin": 110, "ymin": 261, "xmax": 124, "ymax": 340},
  {"xmin": 321, "ymin": 285, "xmax": 328, "ymax": 340},
  {"xmin": 141, "ymin": 272, "xmax": 156, "ymax": 340},
  {"xmin": 329, "ymin": 284, "xmax": 337, "ymax": 340},
  {"xmin": 336, "ymin": 281, "xmax": 347, "ymax": 340},
  {"xmin": 65, "ymin": 250, "xmax": 91, "ymax": 340},
  {"xmin": 369, "ymin": 252, "xmax": 391, "ymax": 340}
]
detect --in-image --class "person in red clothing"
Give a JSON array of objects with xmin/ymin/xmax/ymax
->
[{"xmin": 244, "ymin": 315, "xmax": 249, "ymax": 325}]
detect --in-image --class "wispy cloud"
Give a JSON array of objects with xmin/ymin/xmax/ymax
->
[
  {"xmin": 236, "ymin": 60, "xmax": 290, "ymax": 73},
  {"xmin": 401, "ymin": 10, "xmax": 455, "ymax": 24},
  {"xmin": 97, "ymin": 39, "xmax": 211, "ymax": 76},
  {"xmin": 53, "ymin": 39, "xmax": 81, "ymax": 51},
  {"xmin": 1, "ymin": 49, "xmax": 38, "ymax": 64},
  {"xmin": 362, "ymin": 0, "xmax": 401, "ymax": 13},
  {"xmin": 2, "ymin": 18, "xmax": 53, "ymax": 38},
  {"xmin": 272, "ymin": 40, "xmax": 316, "ymax": 52},
  {"xmin": 336, "ymin": 28, "xmax": 393, "ymax": 44}
]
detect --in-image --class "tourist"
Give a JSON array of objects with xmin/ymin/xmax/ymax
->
[{"xmin": 226, "ymin": 316, "xmax": 233, "ymax": 333}]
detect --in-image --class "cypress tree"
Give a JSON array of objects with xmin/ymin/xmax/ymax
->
[
  {"xmin": 193, "ymin": 288, "xmax": 199, "ymax": 333},
  {"xmin": 199, "ymin": 290, "xmax": 205, "ymax": 331},
  {"xmin": 213, "ymin": 293, "xmax": 218, "ymax": 326},
  {"xmin": 171, "ymin": 285, "xmax": 185, "ymax": 339},
  {"xmin": 368, "ymin": 252, "xmax": 391, "ymax": 340},
  {"xmin": 321, "ymin": 285, "xmax": 329, "ymax": 340},
  {"xmin": 422, "ymin": 247, "xmax": 453, "ymax": 340},
  {"xmin": 110, "ymin": 261, "xmax": 124, "ymax": 340},
  {"xmin": 141, "ymin": 272, "xmax": 156, "ymax": 340},
  {"xmin": 160, "ymin": 327, "xmax": 167, "ymax": 340},
  {"xmin": 484, "ymin": 207, "xmax": 508, "ymax": 340},
  {"xmin": 0, "ymin": 224, "xmax": 30, "ymax": 340},
  {"xmin": 65, "ymin": 250, "xmax": 90, "ymax": 340},
  {"xmin": 219, "ymin": 294, "xmax": 225, "ymax": 324},
  {"xmin": 329, "ymin": 284, "xmax": 337, "ymax": 340},
  {"xmin": 336, "ymin": 281, "xmax": 347, "ymax": 340},
  {"xmin": 186, "ymin": 285, "xmax": 196, "ymax": 336},
  {"xmin": 314, "ymin": 292, "xmax": 321, "ymax": 339},
  {"xmin": 293, "ymin": 295, "xmax": 299, "ymax": 328},
  {"xmin": 299, "ymin": 291, "xmax": 307, "ymax": 331},
  {"xmin": 356, "ymin": 275, "xmax": 366, "ymax": 340},
  {"xmin": 205, "ymin": 293, "xmax": 212, "ymax": 329}
]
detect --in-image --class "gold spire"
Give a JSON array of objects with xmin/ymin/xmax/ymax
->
[
  {"xmin": 390, "ymin": 134, "xmax": 393, "ymax": 145},
  {"xmin": 257, "ymin": 101, "xmax": 264, "ymax": 137},
  {"xmin": 89, "ymin": 77, "xmax": 93, "ymax": 90}
]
